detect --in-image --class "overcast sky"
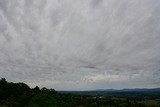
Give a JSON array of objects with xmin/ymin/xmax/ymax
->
[{"xmin": 0, "ymin": 0, "xmax": 160, "ymax": 90}]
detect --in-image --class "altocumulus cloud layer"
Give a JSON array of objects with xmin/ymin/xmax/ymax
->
[{"xmin": 0, "ymin": 0, "xmax": 160, "ymax": 90}]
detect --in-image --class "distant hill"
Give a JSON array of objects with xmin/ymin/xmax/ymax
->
[
  {"xmin": 60, "ymin": 88, "xmax": 160, "ymax": 99},
  {"xmin": 91, "ymin": 88, "xmax": 160, "ymax": 92}
]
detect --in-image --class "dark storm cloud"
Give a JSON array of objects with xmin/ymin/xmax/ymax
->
[{"xmin": 0, "ymin": 0, "xmax": 160, "ymax": 90}]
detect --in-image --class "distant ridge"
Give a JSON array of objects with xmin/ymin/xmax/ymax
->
[{"xmin": 90, "ymin": 88, "xmax": 160, "ymax": 92}]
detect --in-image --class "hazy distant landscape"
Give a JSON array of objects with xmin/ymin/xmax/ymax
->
[{"xmin": 1, "ymin": 78, "xmax": 160, "ymax": 107}]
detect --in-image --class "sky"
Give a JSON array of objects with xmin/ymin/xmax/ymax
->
[{"xmin": 0, "ymin": 0, "xmax": 160, "ymax": 91}]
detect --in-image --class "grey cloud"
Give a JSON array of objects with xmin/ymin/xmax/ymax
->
[
  {"xmin": 0, "ymin": 0, "xmax": 160, "ymax": 90},
  {"xmin": 90, "ymin": 0, "xmax": 103, "ymax": 8}
]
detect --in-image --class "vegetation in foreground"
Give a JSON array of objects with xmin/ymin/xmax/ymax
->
[{"xmin": 0, "ymin": 78, "xmax": 160, "ymax": 107}]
